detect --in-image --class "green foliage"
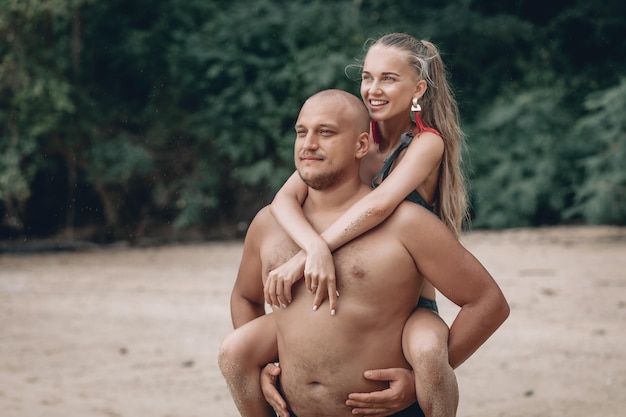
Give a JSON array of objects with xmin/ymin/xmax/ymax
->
[
  {"xmin": 0, "ymin": 145, "xmax": 36, "ymax": 229},
  {"xmin": 87, "ymin": 136, "xmax": 153, "ymax": 186},
  {"xmin": 0, "ymin": 0, "xmax": 78, "ymax": 229},
  {"xmin": 467, "ymin": 87, "xmax": 573, "ymax": 229},
  {"xmin": 565, "ymin": 80, "xmax": 626, "ymax": 224},
  {"xmin": 1, "ymin": 0, "xmax": 625, "ymax": 239},
  {"xmin": 170, "ymin": 160, "xmax": 219, "ymax": 229}
]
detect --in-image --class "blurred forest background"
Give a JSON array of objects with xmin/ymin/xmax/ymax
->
[{"xmin": 1, "ymin": 0, "xmax": 625, "ymax": 246}]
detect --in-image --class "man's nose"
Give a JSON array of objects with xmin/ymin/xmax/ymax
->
[{"xmin": 302, "ymin": 133, "xmax": 319, "ymax": 149}]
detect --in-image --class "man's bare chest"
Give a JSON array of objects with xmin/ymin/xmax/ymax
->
[{"xmin": 259, "ymin": 229, "xmax": 419, "ymax": 294}]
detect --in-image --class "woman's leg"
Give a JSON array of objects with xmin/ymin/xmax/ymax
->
[
  {"xmin": 402, "ymin": 307, "xmax": 458, "ymax": 417},
  {"xmin": 218, "ymin": 314, "xmax": 278, "ymax": 417}
]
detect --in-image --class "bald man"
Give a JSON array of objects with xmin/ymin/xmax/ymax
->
[{"xmin": 221, "ymin": 90, "xmax": 508, "ymax": 417}]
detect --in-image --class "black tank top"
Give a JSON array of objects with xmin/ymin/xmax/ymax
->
[{"xmin": 370, "ymin": 131, "xmax": 434, "ymax": 213}]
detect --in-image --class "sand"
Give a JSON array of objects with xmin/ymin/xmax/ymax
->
[{"xmin": 0, "ymin": 226, "xmax": 625, "ymax": 417}]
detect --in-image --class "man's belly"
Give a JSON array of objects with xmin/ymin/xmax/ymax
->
[{"xmin": 275, "ymin": 297, "xmax": 412, "ymax": 417}]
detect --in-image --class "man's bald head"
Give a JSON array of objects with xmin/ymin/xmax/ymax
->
[{"xmin": 303, "ymin": 89, "xmax": 370, "ymax": 135}]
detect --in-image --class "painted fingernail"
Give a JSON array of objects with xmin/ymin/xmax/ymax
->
[
  {"xmin": 282, "ymin": 304, "xmax": 287, "ymax": 308},
  {"xmin": 336, "ymin": 291, "xmax": 340, "ymax": 297},
  {"xmin": 331, "ymin": 309, "xmax": 336, "ymax": 316},
  {"xmin": 312, "ymin": 305, "xmax": 318, "ymax": 311}
]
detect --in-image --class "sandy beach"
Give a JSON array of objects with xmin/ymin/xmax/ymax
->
[{"xmin": 1, "ymin": 226, "xmax": 625, "ymax": 417}]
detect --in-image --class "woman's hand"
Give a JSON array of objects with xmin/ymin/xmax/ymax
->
[
  {"xmin": 264, "ymin": 243, "xmax": 338, "ymax": 314},
  {"xmin": 260, "ymin": 363, "xmax": 289, "ymax": 417},
  {"xmin": 264, "ymin": 252, "xmax": 306, "ymax": 308},
  {"xmin": 303, "ymin": 242, "xmax": 338, "ymax": 314},
  {"xmin": 345, "ymin": 368, "xmax": 417, "ymax": 416}
]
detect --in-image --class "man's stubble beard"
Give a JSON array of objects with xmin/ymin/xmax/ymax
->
[{"xmin": 297, "ymin": 168, "xmax": 344, "ymax": 190}]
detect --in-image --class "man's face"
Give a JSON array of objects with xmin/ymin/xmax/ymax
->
[{"xmin": 294, "ymin": 97, "xmax": 358, "ymax": 190}]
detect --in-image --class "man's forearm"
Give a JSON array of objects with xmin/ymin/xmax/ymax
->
[
  {"xmin": 447, "ymin": 292, "xmax": 510, "ymax": 369},
  {"xmin": 231, "ymin": 295, "xmax": 266, "ymax": 329}
]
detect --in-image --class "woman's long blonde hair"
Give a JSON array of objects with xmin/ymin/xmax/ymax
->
[{"xmin": 371, "ymin": 33, "xmax": 468, "ymax": 236}]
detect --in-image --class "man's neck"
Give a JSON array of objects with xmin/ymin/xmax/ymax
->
[{"xmin": 303, "ymin": 178, "xmax": 370, "ymax": 232}]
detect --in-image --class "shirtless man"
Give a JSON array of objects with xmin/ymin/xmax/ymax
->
[{"xmin": 223, "ymin": 89, "xmax": 509, "ymax": 417}]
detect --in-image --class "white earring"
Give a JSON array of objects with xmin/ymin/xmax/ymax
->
[{"xmin": 411, "ymin": 98, "xmax": 421, "ymax": 112}]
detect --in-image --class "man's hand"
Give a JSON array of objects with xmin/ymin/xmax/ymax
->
[
  {"xmin": 260, "ymin": 363, "xmax": 289, "ymax": 417},
  {"xmin": 345, "ymin": 368, "xmax": 416, "ymax": 416}
]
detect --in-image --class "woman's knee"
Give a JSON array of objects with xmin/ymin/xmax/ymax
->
[
  {"xmin": 218, "ymin": 333, "xmax": 238, "ymax": 376},
  {"xmin": 403, "ymin": 310, "xmax": 450, "ymax": 362},
  {"xmin": 218, "ymin": 330, "xmax": 255, "ymax": 377}
]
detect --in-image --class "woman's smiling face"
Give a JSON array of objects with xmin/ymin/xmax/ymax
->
[{"xmin": 360, "ymin": 45, "xmax": 420, "ymax": 122}]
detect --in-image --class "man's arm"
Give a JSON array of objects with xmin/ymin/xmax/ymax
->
[
  {"xmin": 399, "ymin": 205, "xmax": 510, "ymax": 368},
  {"xmin": 230, "ymin": 207, "xmax": 269, "ymax": 328}
]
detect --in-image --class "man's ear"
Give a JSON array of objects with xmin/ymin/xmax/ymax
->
[{"xmin": 355, "ymin": 131, "xmax": 370, "ymax": 159}]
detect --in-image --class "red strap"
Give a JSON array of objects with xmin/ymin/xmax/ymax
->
[
  {"xmin": 371, "ymin": 115, "xmax": 440, "ymax": 145},
  {"xmin": 414, "ymin": 111, "xmax": 441, "ymax": 136}
]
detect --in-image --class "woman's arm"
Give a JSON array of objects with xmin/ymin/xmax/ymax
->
[
  {"xmin": 319, "ymin": 132, "xmax": 444, "ymax": 251},
  {"xmin": 270, "ymin": 171, "xmax": 321, "ymax": 253},
  {"xmin": 268, "ymin": 172, "xmax": 337, "ymax": 310}
]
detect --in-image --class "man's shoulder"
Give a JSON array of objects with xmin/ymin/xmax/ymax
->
[
  {"xmin": 386, "ymin": 200, "xmax": 455, "ymax": 247},
  {"xmin": 382, "ymin": 200, "xmax": 441, "ymax": 233},
  {"xmin": 249, "ymin": 205, "xmax": 274, "ymax": 227},
  {"xmin": 248, "ymin": 205, "xmax": 286, "ymax": 235},
  {"xmin": 254, "ymin": 205, "xmax": 273, "ymax": 219},
  {"xmin": 242, "ymin": 205, "xmax": 279, "ymax": 246},
  {"xmin": 392, "ymin": 200, "xmax": 435, "ymax": 222}
]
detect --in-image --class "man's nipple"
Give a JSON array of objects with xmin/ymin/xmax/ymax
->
[{"xmin": 350, "ymin": 265, "xmax": 366, "ymax": 278}]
